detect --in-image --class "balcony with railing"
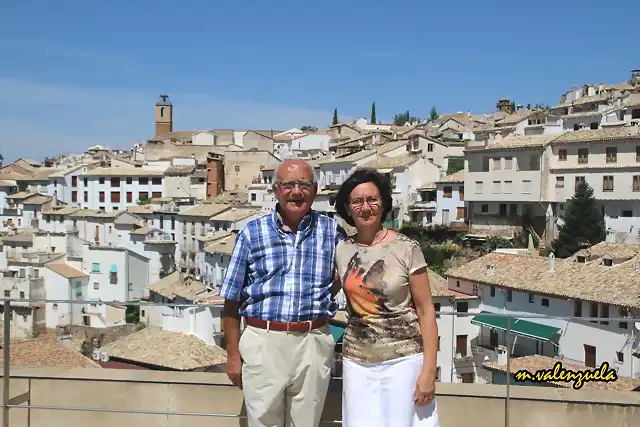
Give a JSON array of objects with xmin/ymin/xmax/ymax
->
[{"xmin": 0, "ymin": 299, "xmax": 638, "ymax": 427}]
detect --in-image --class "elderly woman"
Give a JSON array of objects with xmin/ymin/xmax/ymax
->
[{"xmin": 333, "ymin": 168, "xmax": 440, "ymax": 427}]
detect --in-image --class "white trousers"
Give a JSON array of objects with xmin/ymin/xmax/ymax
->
[
  {"xmin": 239, "ymin": 324, "xmax": 336, "ymax": 427},
  {"xmin": 342, "ymin": 353, "xmax": 440, "ymax": 427}
]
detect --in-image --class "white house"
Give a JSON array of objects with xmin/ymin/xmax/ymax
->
[
  {"xmin": 434, "ymin": 170, "xmax": 466, "ymax": 226},
  {"xmin": 43, "ymin": 262, "xmax": 90, "ymax": 329},
  {"xmin": 446, "ymin": 246, "xmax": 640, "ymax": 382}
]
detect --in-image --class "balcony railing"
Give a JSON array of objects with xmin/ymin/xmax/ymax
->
[{"xmin": 0, "ymin": 298, "xmax": 638, "ymax": 427}]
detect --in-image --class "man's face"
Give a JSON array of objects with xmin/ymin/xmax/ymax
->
[{"xmin": 273, "ymin": 163, "xmax": 317, "ymax": 218}]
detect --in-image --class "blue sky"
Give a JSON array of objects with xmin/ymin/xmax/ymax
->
[{"xmin": 1, "ymin": 0, "xmax": 639, "ymax": 162}]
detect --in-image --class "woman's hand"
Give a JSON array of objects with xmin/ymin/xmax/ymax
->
[{"xmin": 414, "ymin": 367, "xmax": 436, "ymax": 406}]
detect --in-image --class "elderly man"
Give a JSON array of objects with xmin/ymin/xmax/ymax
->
[{"xmin": 220, "ymin": 159, "xmax": 347, "ymax": 427}]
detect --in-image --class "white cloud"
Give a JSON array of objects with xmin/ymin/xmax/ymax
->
[{"xmin": 0, "ymin": 78, "xmax": 339, "ymax": 162}]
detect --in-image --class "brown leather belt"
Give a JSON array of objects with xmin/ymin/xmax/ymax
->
[{"xmin": 245, "ymin": 317, "xmax": 328, "ymax": 332}]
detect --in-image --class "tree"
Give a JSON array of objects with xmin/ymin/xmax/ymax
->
[
  {"xmin": 393, "ymin": 110, "xmax": 421, "ymax": 126},
  {"xmin": 429, "ymin": 106, "xmax": 438, "ymax": 121},
  {"xmin": 510, "ymin": 100, "xmax": 516, "ymax": 113},
  {"xmin": 300, "ymin": 125, "xmax": 318, "ymax": 132},
  {"xmin": 370, "ymin": 102, "xmax": 377, "ymax": 124},
  {"xmin": 551, "ymin": 181, "xmax": 606, "ymax": 258},
  {"xmin": 332, "ymin": 108, "xmax": 339, "ymax": 125}
]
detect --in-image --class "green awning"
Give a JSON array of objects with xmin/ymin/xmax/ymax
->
[
  {"xmin": 471, "ymin": 311, "xmax": 560, "ymax": 341},
  {"xmin": 329, "ymin": 324, "xmax": 345, "ymax": 344}
]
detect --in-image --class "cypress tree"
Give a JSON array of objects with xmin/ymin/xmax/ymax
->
[
  {"xmin": 332, "ymin": 108, "xmax": 339, "ymax": 125},
  {"xmin": 371, "ymin": 102, "xmax": 377, "ymax": 124}
]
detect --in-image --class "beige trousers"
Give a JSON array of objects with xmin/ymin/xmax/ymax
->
[{"xmin": 239, "ymin": 324, "xmax": 335, "ymax": 427}]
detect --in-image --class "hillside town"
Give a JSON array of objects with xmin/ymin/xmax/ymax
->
[{"xmin": 1, "ymin": 69, "xmax": 640, "ymax": 393}]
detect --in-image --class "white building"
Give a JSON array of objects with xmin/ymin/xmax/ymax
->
[
  {"xmin": 202, "ymin": 232, "xmax": 237, "ymax": 288},
  {"xmin": 43, "ymin": 263, "xmax": 90, "ymax": 329},
  {"xmin": 146, "ymin": 271, "xmax": 224, "ymax": 346},
  {"xmin": 434, "ymin": 170, "xmax": 466, "ymax": 226},
  {"xmin": 446, "ymin": 245, "xmax": 640, "ymax": 382}
]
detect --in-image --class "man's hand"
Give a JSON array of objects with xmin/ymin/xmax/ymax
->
[{"xmin": 226, "ymin": 351, "xmax": 243, "ymax": 389}]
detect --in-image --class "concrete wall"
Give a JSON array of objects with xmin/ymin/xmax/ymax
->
[{"xmin": 1, "ymin": 368, "xmax": 639, "ymax": 427}]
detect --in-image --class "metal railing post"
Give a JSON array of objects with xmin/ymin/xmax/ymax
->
[
  {"xmin": 3, "ymin": 300, "xmax": 11, "ymax": 427},
  {"xmin": 505, "ymin": 316, "xmax": 511, "ymax": 427},
  {"xmin": 450, "ymin": 309, "xmax": 455, "ymax": 383}
]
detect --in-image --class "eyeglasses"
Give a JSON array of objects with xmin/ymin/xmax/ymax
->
[
  {"xmin": 275, "ymin": 180, "xmax": 315, "ymax": 192},
  {"xmin": 349, "ymin": 196, "xmax": 382, "ymax": 208}
]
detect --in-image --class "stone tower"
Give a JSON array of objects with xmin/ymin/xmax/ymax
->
[{"xmin": 155, "ymin": 94, "xmax": 173, "ymax": 137}]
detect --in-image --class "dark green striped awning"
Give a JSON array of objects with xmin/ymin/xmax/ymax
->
[{"xmin": 471, "ymin": 311, "xmax": 560, "ymax": 341}]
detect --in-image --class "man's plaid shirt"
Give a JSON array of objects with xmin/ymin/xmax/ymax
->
[{"xmin": 220, "ymin": 208, "xmax": 347, "ymax": 322}]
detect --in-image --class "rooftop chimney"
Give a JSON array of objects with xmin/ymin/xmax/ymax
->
[{"xmin": 548, "ymin": 252, "xmax": 555, "ymax": 272}]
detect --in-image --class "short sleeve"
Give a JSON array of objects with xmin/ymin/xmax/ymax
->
[
  {"xmin": 335, "ymin": 223, "xmax": 348, "ymax": 245},
  {"xmin": 219, "ymin": 229, "xmax": 251, "ymax": 301},
  {"xmin": 407, "ymin": 242, "xmax": 428, "ymax": 275}
]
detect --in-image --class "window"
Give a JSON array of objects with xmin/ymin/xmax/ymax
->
[
  {"xmin": 75, "ymin": 280, "xmax": 82, "ymax": 297},
  {"xmin": 636, "ymin": 146, "xmax": 640, "ymax": 162},
  {"xmin": 111, "ymin": 177, "xmax": 120, "ymax": 187},
  {"xmin": 93, "ymin": 282, "xmax": 99, "ymax": 290},
  {"xmin": 251, "ymin": 193, "xmax": 257, "ymax": 201},
  {"xmin": 433, "ymin": 303, "xmax": 440, "ymax": 318},
  {"xmin": 19, "ymin": 291, "xmax": 24, "ymax": 299},
  {"xmin": 443, "ymin": 186, "xmax": 452, "ymax": 198},
  {"xmin": 459, "ymin": 185, "xmax": 464, "ymax": 200},
  {"xmin": 84, "ymin": 177, "xmax": 88, "ymax": 186},
  {"xmin": 603, "ymin": 175, "xmax": 614, "ymax": 192},
  {"xmin": 617, "ymin": 352, "xmax": 624, "ymax": 363},
  {"xmin": 600, "ymin": 304, "xmax": 609, "ymax": 325},
  {"xmin": 427, "ymin": 143, "xmax": 434, "ymax": 152},
  {"xmin": 574, "ymin": 300, "xmax": 582, "ymax": 317},
  {"xmin": 492, "ymin": 181, "xmax": 500, "ymax": 194},
  {"xmin": 589, "ymin": 302, "xmax": 598, "ymax": 323},
  {"xmin": 91, "ymin": 263, "xmax": 100, "ymax": 273},
  {"xmin": 126, "ymin": 192, "xmax": 133, "ymax": 203},
  {"xmin": 499, "ymin": 204, "xmax": 507, "ymax": 216},
  {"xmin": 507, "ymin": 289, "xmax": 512, "ymax": 302},
  {"xmin": 529, "ymin": 154, "xmax": 540, "ymax": 171},
  {"xmin": 482, "ymin": 157, "xmax": 490, "ymax": 172},
  {"xmin": 111, "ymin": 192, "xmax": 120, "ymax": 203},
  {"xmin": 528, "ymin": 293, "xmax": 534, "ymax": 303},
  {"xmin": 456, "ymin": 207, "xmax": 465, "ymax": 220},
  {"xmin": 504, "ymin": 157, "xmax": 513, "ymax": 169},
  {"xmin": 492, "ymin": 158, "xmax": 501, "ymax": 170},
  {"xmin": 139, "ymin": 178, "xmax": 148, "ymax": 185},
  {"xmin": 99, "ymin": 192, "xmax": 105, "ymax": 203},
  {"xmin": 590, "ymin": 122, "xmax": 599, "ymax": 130},
  {"xmin": 503, "ymin": 181, "xmax": 512, "ymax": 193},
  {"xmin": 152, "ymin": 191, "xmax": 162, "ymax": 199},
  {"xmin": 235, "ymin": 165, "xmax": 240, "ymax": 172},
  {"xmin": 522, "ymin": 180, "xmax": 531, "ymax": 193},
  {"xmin": 435, "ymin": 367, "xmax": 441, "ymax": 382},
  {"xmin": 605, "ymin": 147, "xmax": 617, "ymax": 163},
  {"xmin": 475, "ymin": 181, "xmax": 483, "ymax": 193},
  {"xmin": 558, "ymin": 149, "xmax": 567, "ymax": 161},
  {"xmin": 126, "ymin": 177, "xmax": 132, "ymax": 184},
  {"xmin": 578, "ymin": 148, "xmax": 589, "ymax": 164},
  {"xmin": 481, "ymin": 204, "xmax": 488, "ymax": 213},
  {"xmin": 490, "ymin": 286, "xmax": 495, "ymax": 297},
  {"xmin": 99, "ymin": 177, "xmax": 105, "ymax": 184},
  {"xmin": 541, "ymin": 298, "xmax": 549, "ymax": 307},
  {"xmin": 84, "ymin": 192, "xmax": 88, "ymax": 202},
  {"xmin": 633, "ymin": 176, "xmax": 640, "ymax": 191},
  {"xmin": 71, "ymin": 191, "xmax": 78, "ymax": 202},
  {"xmin": 3, "ymin": 291, "xmax": 8, "ymax": 297},
  {"xmin": 457, "ymin": 302, "xmax": 468, "ymax": 313},
  {"xmin": 575, "ymin": 176, "xmax": 585, "ymax": 189},
  {"xmin": 152, "ymin": 177, "xmax": 162, "ymax": 185},
  {"xmin": 619, "ymin": 307, "xmax": 628, "ymax": 329},
  {"xmin": 555, "ymin": 177, "xmax": 564, "ymax": 188},
  {"xmin": 437, "ymin": 336, "xmax": 441, "ymax": 351},
  {"xmin": 509, "ymin": 204, "xmax": 517, "ymax": 216},
  {"xmin": 139, "ymin": 192, "xmax": 149, "ymax": 202},
  {"xmin": 71, "ymin": 176, "xmax": 78, "ymax": 187}
]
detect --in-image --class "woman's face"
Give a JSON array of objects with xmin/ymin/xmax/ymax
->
[{"xmin": 347, "ymin": 182, "xmax": 384, "ymax": 228}]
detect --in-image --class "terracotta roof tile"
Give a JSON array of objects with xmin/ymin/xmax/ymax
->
[
  {"xmin": 46, "ymin": 263, "xmax": 89, "ymax": 279},
  {"xmin": 0, "ymin": 338, "xmax": 101, "ymax": 369}
]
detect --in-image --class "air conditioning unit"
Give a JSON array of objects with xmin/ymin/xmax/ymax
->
[
  {"xmin": 100, "ymin": 352, "xmax": 109, "ymax": 363},
  {"xmin": 92, "ymin": 350, "xmax": 101, "ymax": 361}
]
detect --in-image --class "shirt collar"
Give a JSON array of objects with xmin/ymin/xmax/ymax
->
[{"xmin": 272, "ymin": 203, "xmax": 316, "ymax": 233}]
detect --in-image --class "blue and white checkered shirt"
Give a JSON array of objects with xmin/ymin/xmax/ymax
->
[{"xmin": 220, "ymin": 207, "xmax": 347, "ymax": 322}]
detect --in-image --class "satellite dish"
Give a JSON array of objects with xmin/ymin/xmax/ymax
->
[{"xmin": 634, "ymin": 321, "xmax": 640, "ymax": 331}]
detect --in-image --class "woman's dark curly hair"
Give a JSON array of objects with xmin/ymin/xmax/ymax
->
[{"xmin": 335, "ymin": 167, "xmax": 393, "ymax": 227}]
